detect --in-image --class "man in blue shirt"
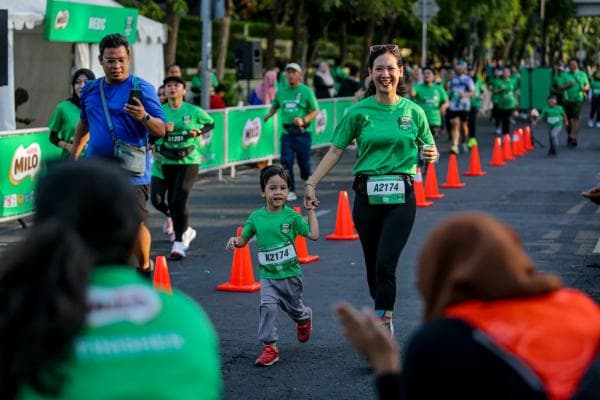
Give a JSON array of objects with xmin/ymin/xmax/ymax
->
[
  {"xmin": 446, "ymin": 60, "xmax": 474, "ymax": 154},
  {"xmin": 71, "ymin": 33, "xmax": 166, "ymax": 276}
]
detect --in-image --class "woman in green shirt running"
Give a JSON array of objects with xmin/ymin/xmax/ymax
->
[
  {"xmin": 159, "ymin": 76, "xmax": 215, "ymax": 259},
  {"xmin": 304, "ymin": 44, "xmax": 438, "ymax": 335},
  {"xmin": 48, "ymin": 69, "xmax": 95, "ymax": 158},
  {"xmin": 1, "ymin": 160, "xmax": 221, "ymax": 399}
]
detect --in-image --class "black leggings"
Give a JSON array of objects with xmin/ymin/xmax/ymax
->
[
  {"xmin": 162, "ymin": 164, "xmax": 199, "ymax": 241},
  {"xmin": 150, "ymin": 176, "xmax": 170, "ymax": 217},
  {"xmin": 468, "ymin": 107, "xmax": 478, "ymax": 138},
  {"xmin": 590, "ymin": 97, "xmax": 600, "ymax": 122},
  {"xmin": 352, "ymin": 186, "xmax": 416, "ymax": 311},
  {"xmin": 493, "ymin": 107, "xmax": 512, "ymax": 135}
]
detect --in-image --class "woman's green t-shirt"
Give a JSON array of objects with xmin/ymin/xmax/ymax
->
[
  {"xmin": 48, "ymin": 100, "xmax": 82, "ymax": 158},
  {"xmin": 331, "ymin": 96, "xmax": 433, "ymax": 176}
]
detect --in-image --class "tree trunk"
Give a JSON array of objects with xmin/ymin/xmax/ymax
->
[
  {"xmin": 339, "ymin": 19, "xmax": 348, "ymax": 66},
  {"xmin": 216, "ymin": 0, "xmax": 234, "ymax": 80},
  {"xmin": 361, "ymin": 17, "xmax": 376, "ymax": 77},
  {"xmin": 164, "ymin": 4, "xmax": 181, "ymax": 68},
  {"xmin": 264, "ymin": 0, "xmax": 284, "ymax": 70},
  {"xmin": 291, "ymin": 0, "xmax": 305, "ymax": 63}
]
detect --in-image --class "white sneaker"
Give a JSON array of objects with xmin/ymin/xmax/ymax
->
[
  {"xmin": 588, "ymin": 120, "xmax": 594, "ymax": 128},
  {"xmin": 163, "ymin": 217, "xmax": 174, "ymax": 235},
  {"xmin": 287, "ymin": 192, "xmax": 298, "ymax": 201},
  {"xmin": 182, "ymin": 226, "xmax": 197, "ymax": 249},
  {"xmin": 170, "ymin": 241, "xmax": 186, "ymax": 260},
  {"xmin": 596, "ymin": 122, "xmax": 600, "ymax": 128}
]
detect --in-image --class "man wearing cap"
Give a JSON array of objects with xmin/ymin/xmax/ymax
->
[
  {"xmin": 159, "ymin": 75, "xmax": 214, "ymax": 259},
  {"xmin": 71, "ymin": 33, "xmax": 166, "ymax": 276},
  {"xmin": 264, "ymin": 63, "xmax": 319, "ymax": 201}
]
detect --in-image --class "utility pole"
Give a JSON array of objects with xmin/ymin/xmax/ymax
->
[
  {"xmin": 540, "ymin": 0, "xmax": 546, "ymax": 66},
  {"xmin": 200, "ymin": 0, "xmax": 211, "ymax": 109},
  {"xmin": 421, "ymin": 0, "xmax": 427, "ymax": 68}
]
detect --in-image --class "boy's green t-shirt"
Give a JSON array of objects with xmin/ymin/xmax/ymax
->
[
  {"xmin": 563, "ymin": 70, "xmax": 589, "ymax": 103},
  {"xmin": 20, "ymin": 266, "xmax": 221, "ymax": 400},
  {"xmin": 540, "ymin": 105, "xmax": 566, "ymax": 128},
  {"xmin": 331, "ymin": 96, "xmax": 433, "ymax": 177},
  {"xmin": 48, "ymin": 100, "xmax": 83, "ymax": 158},
  {"xmin": 412, "ymin": 83, "xmax": 448, "ymax": 127},
  {"xmin": 489, "ymin": 79, "xmax": 516, "ymax": 109},
  {"xmin": 161, "ymin": 102, "xmax": 214, "ymax": 165},
  {"xmin": 272, "ymin": 84, "xmax": 319, "ymax": 126},
  {"xmin": 242, "ymin": 205, "xmax": 310, "ymax": 280}
]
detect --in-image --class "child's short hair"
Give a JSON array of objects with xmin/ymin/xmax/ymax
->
[
  {"xmin": 260, "ymin": 165, "xmax": 291, "ymax": 191},
  {"xmin": 548, "ymin": 94, "xmax": 558, "ymax": 101}
]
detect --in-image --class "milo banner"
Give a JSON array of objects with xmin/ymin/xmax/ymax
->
[
  {"xmin": 0, "ymin": 130, "xmax": 61, "ymax": 219},
  {"xmin": 199, "ymin": 111, "xmax": 226, "ymax": 170},
  {"xmin": 311, "ymin": 100, "xmax": 335, "ymax": 146},
  {"xmin": 227, "ymin": 107, "xmax": 275, "ymax": 163},
  {"xmin": 44, "ymin": 0, "xmax": 138, "ymax": 43}
]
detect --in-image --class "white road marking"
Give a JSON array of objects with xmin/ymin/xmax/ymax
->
[
  {"xmin": 316, "ymin": 209, "xmax": 331, "ymax": 217},
  {"xmin": 567, "ymin": 201, "xmax": 587, "ymax": 215},
  {"xmin": 542, "ymin": 230, "xmax": 561, "ymax": 240},
  {"xmin": 594, "ymin": 236, "xmax": 600, "ymax": 254}
]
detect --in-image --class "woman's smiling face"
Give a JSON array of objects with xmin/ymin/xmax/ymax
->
[{"xmin": 369, "ymin": 52, "xmax": 403, "ymax": 96}]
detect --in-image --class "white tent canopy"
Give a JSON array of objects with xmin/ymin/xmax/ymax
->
[{"xmin": 1, "ymin": 0, "xmax": 167, "ymax": 131}]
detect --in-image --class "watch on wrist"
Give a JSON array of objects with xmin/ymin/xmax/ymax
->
[{"xmin": 142, "ymin": 113, "xmax": 150, "ymax": 125}]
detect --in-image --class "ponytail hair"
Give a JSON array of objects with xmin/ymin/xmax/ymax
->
[
  {"xmin": 364, "ymin": 46, "xmax": 407, "ymax": 98},
  {"xmin": 0, "ymin": 160, "xmax": 141, "ymax": 397}
]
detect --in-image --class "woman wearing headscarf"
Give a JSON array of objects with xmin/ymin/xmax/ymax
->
[
  {"xmin": 249, "ymin": 70, "xmax": 277, "ymax": 105},
  {"xmin": 336, "ymin": 212, "xmax": 600, "ymax": 400},
  {"xmin": 313, "ymin": 62, "xmax": 336, "ymax": 99},
  {"xmin": 48, "ymin": 69, "xmax": 95, "ymax": 158}
]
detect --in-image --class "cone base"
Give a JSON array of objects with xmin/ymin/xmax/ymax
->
[
  {"xmin": 299, "ymin": 255, "xmax": 320, "ymax": 264},
  {"xmin": 154, "ymin": 285, "xmax": 173, "ymax": 294},
  {"xmin": 326, "ymin": 233, "xmax": 359, "ymax": 240},
  {"xmin": 425, "ymin": 193, "xmax": 445, "ymax": 200},
  {"xmin": 441, "ymin": 183, "xmax": 466, "ymax": 188},
  {"xmin": 216, "ymin": 282, "xmax": 261, "ymax": 292},
  {"xmin": 489, "ymin": 162, "xmax": 506, "ymax": 167},
  {"xmin": 416, "ymin": 201, "xmax": 433, "ymax": 207},
  {"xmin": 464, "ymin": 171, "xmax": 487, "ymax": 176}
]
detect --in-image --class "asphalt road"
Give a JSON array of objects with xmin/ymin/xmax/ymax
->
[{"xmin": 1, "ymin": 116, "xmax": 599, "ymax": 399}]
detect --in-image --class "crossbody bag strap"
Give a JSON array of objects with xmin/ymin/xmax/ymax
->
[{"xmin": 99, "ymin": 77, "xmax": 116, "ymax": 145}]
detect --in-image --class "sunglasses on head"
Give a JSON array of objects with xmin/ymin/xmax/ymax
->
[{"xmin": 369, "ymin": 44, "xmax": 399, "ymax": 54}]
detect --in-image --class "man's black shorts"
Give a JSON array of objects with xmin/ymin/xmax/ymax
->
[
  {"xmin": 134, "ymin": 184, "xmax": 150, "ymax": 221},
  {"xmin": 447, "ymin": 110, "xmax": 469, "ymax": 122}
]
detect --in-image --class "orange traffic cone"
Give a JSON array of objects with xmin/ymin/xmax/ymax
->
[
  {"xmin": 511, "ymin": 131, "xmax": 522, "ymax": 157},
  {"xmin": 518, "ymin": 128, "xmax": 527, "ymax": 154},
  {"xmin": 414, "ymin": 167, "xmax": 433, "ymax": 207},
  {"xmin": 424, "ymin": 162, "xmax": 445, "ymax": 200},
  {"xmin": 153, "ymin": 256, "xmax": 172, "ymax": 294},
  {"xmin": 503, "ymin": 134, "xmax": 514, "ymax": 161},
  {"xmin": 326, "ymin": 191, "xmax": 359, "ymax": 240},
  {"xmin": 293, "ymin": 206, "xmax": 319, "ymax": 263},
  {"xmin": 217, "ymin": 227, "xmax": 260, "ymax": 292},
  {"xmin": 524, "ymin": 126, "xmax": 534, "ymax": 150},
  {"xmin": 463, "ymin": 145, "xmax": 487, "ymax": 176},
  {"xmin": 441, "ymin": 154, "xmax": 466, "ymax": 188},
  {"xmin": 489, "ymin": 137, "xmax": 505, "ymax": 166}
]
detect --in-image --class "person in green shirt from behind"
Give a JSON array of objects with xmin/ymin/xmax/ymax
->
[
  {"xmin": 4, "ymin": 160, "xmax": 221, "ymax": 400},
  {"xmin": 411, "ymin": 66, "xmax": 449, "ymax": 140},
  {"xmin": 557, "ymin": 58, "xmax": 590, "ymax": 147},
  {"xmin": 264, "ymin": 63, "xmax": 320, "ymax": 202},
  {"xmin": 226, "ymin": 165, "xmax": 319, "ymax": 367},
  {"xmin": 537, "ymin": 94, "xmax": 568, "ymax": 156},
  {"xmin": 488, "ymin": 66, "xmax": 516, "ymax": 137},
  {"xmin": 160, "ymin": 76, "xmax": 215, "ymax": 260},
  {"xmin": 48, "ymin": 69, "xmax": 95, "ymax": 158},
  {"xmin": 468, "ymin": 65, "xmax": 484, "ymax": 148},
  {"xmin": 191, "ymin": 62, "xmax": 219, "ymax": 106}
]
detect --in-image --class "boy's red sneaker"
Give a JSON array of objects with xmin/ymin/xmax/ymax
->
[
  {"xmin": 255, "ymin": 344, "xmax": 279, "ymax": 367},
  {"xmin": 297, "ymin": 307, "xmax": 312, "ymax": 343}
]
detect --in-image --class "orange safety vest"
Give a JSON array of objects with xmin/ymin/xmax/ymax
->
[{"xmin": 444, "ymin": 289, "xmax": 600, "ymax": 400}]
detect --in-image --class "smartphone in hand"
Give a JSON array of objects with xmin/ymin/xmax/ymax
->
[{"xmin": 128, "ymin": 89, "xmax": 142, "ymax": 105}]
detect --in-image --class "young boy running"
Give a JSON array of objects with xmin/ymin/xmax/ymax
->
[
  {"xmin": 538, "ymin": 94, "xmax": 568, "ymax": 156},
  {"xmin": 226, "ymin": 165, "xmax": 319, "ymax": 366}
]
